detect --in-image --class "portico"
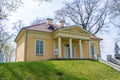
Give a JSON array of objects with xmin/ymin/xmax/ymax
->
[
  {"xmin": 56, "ymin": 37, "xmax": 91, "ymax": 59},
  {"xmin": 53, "ymin": 26, "xmax": 93, "ymax": 59}
]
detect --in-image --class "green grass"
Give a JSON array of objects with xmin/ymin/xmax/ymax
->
[{"xmin": 0, "ymin": 60, "xmax": 120, "ymax": 80}]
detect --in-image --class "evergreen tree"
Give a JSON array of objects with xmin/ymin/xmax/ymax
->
[{"xmin": 114, "ymin": 42, "xmax": 120, "ymax": 59}]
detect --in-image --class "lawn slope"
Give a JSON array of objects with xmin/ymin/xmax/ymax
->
[{"xmin": 0, "ymin": 60, "xmax": 120, "ymax": 80}]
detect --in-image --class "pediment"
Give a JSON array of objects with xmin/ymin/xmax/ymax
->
[{"xmin": 58, "ymin": 26, "xmax": 91, "ymax": 35}]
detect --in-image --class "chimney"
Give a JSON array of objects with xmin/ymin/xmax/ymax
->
[
  {"xmin": 47, "ymin": 18, "xmax": 53, "ymax": 24},
  {"xmin": 59, "ymin": 20, "xmax": 65, "ymax": 27}
]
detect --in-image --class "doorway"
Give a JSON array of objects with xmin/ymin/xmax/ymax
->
[{"xmin": 65, "ymin": 44, "xmax": 75, "ymax": 58}]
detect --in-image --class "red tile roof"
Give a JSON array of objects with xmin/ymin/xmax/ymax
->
[
  {"xmin": 22, "ymin": 22, "xmax": 102, "ymax": 40},
  {"xmin": 24, "ymin": 22, "xmax": 61, "ymax": 32}
]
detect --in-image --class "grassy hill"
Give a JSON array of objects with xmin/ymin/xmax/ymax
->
[{"xmin": 0, "ymin": 60, "xmax": 120, "ymax": 80}]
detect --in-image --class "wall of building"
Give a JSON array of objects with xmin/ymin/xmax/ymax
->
[
  {"xmin": 16, "ymin": 30, "xmax": 101, "ymax": 61},
  {"xmin": 16, "ymin": 32, "xmax": 26, "ymax": 62},
  {"xmin": 91, "ymin": 39, "xmax": 101, "ymax": 56},
  {"xmin": 25, "ymin": 31, "xmax": 55, "ymax": 61},
  {"xmin": 74, "ymin": 40, "xmax": 80, "ymax": 58},
  {"xmin": 82, "ymin": 40, "xmax": 89, "ymax": 58}
]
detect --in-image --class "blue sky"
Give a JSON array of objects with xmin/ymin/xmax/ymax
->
[{"xmin": 7, "ymin": 0, "xmax": 118, "ymax": 60}]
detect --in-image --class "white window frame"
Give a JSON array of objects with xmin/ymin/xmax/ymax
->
[{"xmin": 35, "ymin": 39, "xmax": 45, "ymax": 55}]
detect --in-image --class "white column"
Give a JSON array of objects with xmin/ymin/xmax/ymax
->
[
  {"xmin": 88, "ymin": 40, "xmax": 92, "ymax": 59},
  {"xmin": 69, "ymin": 38, "xmax": 73, "ymax": 58},
  {"xmin": 79, "ymin": 40, "xmax": 83, "ymax": 58},
  {"xmin": 58, "ymin": 37, "xmax": 62, "ymax": 58}
]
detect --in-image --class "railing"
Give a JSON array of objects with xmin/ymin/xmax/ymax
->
[
  {"xmin": 107, "ymin": 55, "xmax": 120, "ymax": 66},
  {"xmin": 115, "ymin": 53, "xmax": 120, "ymax": 59}
]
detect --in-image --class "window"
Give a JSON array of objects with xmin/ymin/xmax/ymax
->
[
  {"xmin": 36, "ymin": 40, "xmax": 44, "ymax": 55},
  {"xmin": 91, "ymin": 45, "xmax": 95, "ymax": 56},
  {"xmin": 48, "ymin": 25, "xmax": 55, "ymax": 30}
]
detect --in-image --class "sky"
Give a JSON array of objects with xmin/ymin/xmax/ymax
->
[
  {"xmin": 7, "ymin": 0, "xmax": 72, "ymax": 26},
  {"xmin": 7, "ymin": 0, "xmax": 118, "ymax": 60}
]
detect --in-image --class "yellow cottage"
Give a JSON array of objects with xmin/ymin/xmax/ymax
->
[{"xmin": 15, "ymin": 18, "xmax": 102, "ymax": 62}]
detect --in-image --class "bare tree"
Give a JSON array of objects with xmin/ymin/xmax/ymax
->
[
  {"xmin": 108, "ymin": 0, "xmax": 120, "ymax": 43},
  {"xmin": 55, "ymin": 0, "xmax": 109, "ymax": 35},
  {"xmin": 0, "ymin": 26, "xmax": 11, "ymax": 53},
  {"xmin": 12, "ymin": 20, "xmax": 24, "ymax": 35},
  {"xmin": 111, "ymin": 0, "xmax": 120, "ymax": 13},
  {"xmin": 3, "ymin": 44, "xmax": 14, "ymax": 62},
  {"xmin": 30, "ymin": 17, "xmax": 46, "ymax": 25},
  {"xmin": 0, "ymin": 0, "xmax": 23, "ymax": 22},
  {"xmin": 109, "ymin": 0, "xmax": 120, "ymax": 27}
]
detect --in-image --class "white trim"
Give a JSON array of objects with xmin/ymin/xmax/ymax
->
[
  {"xmin": 54, "ymin": 32, "xmax": 90, "ymax": 40},
  {"xmin": 56, "ymin": 25, "xmax": 92, "ymax": 35},
  {"xmin": 91, "ymin": 45, "xmax": 96, "ymax": 58}
]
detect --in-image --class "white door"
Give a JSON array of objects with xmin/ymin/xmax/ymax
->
[
  {"xmin": 65, "ymin": 46, "xmax": 75, "ymax": 58},
  {"xmin": 66, "ymin": 46, "xmax": 70, "ymax": 58}
]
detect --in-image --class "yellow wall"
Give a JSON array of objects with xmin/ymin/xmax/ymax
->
[
  {"xmin": 74, "ymin": 40, "xmax": 80, "ymax": 58},
  {"xmin": 25, "ymin": 31, "xmax": 55, "ymax": 61},
  {"xmin": 16, "ymin": 32, "xmax": 25, "ymax": 62},
  {"xmin": 82, "ymin": 40, "xmax": 89, "ymax": 58},
  {"xmin": 90, "ymin": 39, "xmax": 100, "ymax": 56}
]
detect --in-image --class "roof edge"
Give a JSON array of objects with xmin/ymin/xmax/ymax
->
[{"xmin": 90, "ymin": 36, "xmax": 103, "ymax": 40}]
